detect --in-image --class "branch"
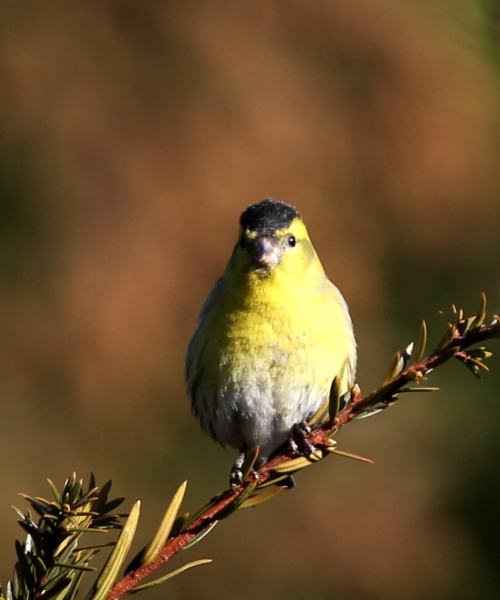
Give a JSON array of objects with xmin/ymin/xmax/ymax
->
[
  {"xmin": 105, "ymin": 296, "xmax": 499, "ymax": 600},
  {"xmin": 5, "ymin": 298, "xmax": 498, "ymax": 600}
]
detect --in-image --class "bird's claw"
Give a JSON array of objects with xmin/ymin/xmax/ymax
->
[
  {"xmin": 290, "ymin": 421, "xmax": 318, "ymax": 456},
  {"xmin": 230, "ymin": 467, "xmax": 244, "ymax": 490},
  {"xmin": 230, "ymin": 451, "xmax": 246, "ymax": 489}
]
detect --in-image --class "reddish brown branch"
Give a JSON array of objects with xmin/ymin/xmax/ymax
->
[{"xmin": 107, "ymin": 317, "xmax": 500, "ymax": 600}]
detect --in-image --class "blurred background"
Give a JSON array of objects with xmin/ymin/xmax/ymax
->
[{"xmin": 0, "ymin": 1, "xmax": 500, "ymax": 599}]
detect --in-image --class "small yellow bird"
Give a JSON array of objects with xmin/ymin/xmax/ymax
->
[{"xmin": 186, "ymin": 199, "xmax": 356, "ymax": 485}]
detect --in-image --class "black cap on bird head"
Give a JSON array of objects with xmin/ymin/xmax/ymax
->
[{"xmin": 240, "ymin": 199, "xmax": 299, "ymax": 235}]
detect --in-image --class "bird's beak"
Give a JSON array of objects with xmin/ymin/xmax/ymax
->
[{"xmin": 251, "ymin": 236, "xmax": 281, "ymax": 267}]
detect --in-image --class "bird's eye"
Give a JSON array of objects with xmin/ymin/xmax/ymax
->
[{"xmin": 287, "ymin": 235, "xmax": 297, "ymax": 247}]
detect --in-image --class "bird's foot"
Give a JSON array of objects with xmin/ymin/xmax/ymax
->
[
  {"xmin": 282, "ymin": 474, "xmax": 296, "ymax": 489},
  {"xmin": 230, "ymin": 448, "xmax": 262, "ymax": 490},
  {"xmin": 289, "ymin": 421, "xmax": 319, "ymax": 457},
  {"xmin": 229, "ymin": 452, "xmax": 246, "ymax": 489}
]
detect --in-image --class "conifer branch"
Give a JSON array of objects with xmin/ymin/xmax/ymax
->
[
  {"xmin": 4, "ymin": 297, "xmax": 499, "ymax": 600},
  {"xmin": 106, "ymin": 296, "xmax": 500, "ymax": 600}
]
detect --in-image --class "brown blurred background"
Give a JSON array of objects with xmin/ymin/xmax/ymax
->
[{"xmin": 1, "ymin": 1, "xmax": 500, "ymax": 599}]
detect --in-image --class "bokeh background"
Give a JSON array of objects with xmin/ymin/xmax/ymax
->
[{"xmin": 1, "ymin": 1, "xmax": 500, "ymax": 599}]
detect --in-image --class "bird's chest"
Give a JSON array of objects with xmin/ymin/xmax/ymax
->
[{"xmin": 216, "ymin": 298, "xmax": 322, "ymax": 387}]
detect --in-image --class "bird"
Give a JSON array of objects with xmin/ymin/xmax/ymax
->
[{"xmin": 186, "ymin": 198, "xmax": 356, "ymax": 486}]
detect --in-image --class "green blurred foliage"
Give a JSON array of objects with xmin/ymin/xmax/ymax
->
[{"xmin": 0, "ymin": 1, "xmax": 499, "ymax": 599}]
